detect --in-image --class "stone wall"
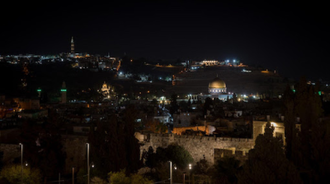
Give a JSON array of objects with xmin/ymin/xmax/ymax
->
[
  {"xmin": 140, "ymin": 133, "xmax": 254, "ymax": 165},
  {"xmin": 0, "ymin": 144, "xmax": 20, "ymax": 164},
  {"xmin": 1, "ymin": 132, "xmax": 256, "ymax": 174}
]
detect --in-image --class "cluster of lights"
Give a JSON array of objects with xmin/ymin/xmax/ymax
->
[
  {"xmin": 225, "ymin": 59, "xmax": 238, "ymax": 63},
  {"xmin": 210, "ymin": 89, "xmax": 225, "ymax": 93}
]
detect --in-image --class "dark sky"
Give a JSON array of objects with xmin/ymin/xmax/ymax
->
[{"xmin": 1, "ymin": 1, "xmax": 329, "ymax": 80}]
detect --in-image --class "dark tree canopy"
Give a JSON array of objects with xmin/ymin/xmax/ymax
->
[
  {"xmin": 203, "ymin": 97, "xmax": 213, "ymax": 116},
  {"xmin": 282, "ymin": 76, "xmax": 330, "ymax": 183},
  {"xmin": 170, "ymin": 93, "xmax": 179, "ymax": 115},
  {"xmin": 238, "ymin": 122, "xmax": 302, "ymax": 184},
  {"xmin": 19, "ymin": 116, "xmax": 66, "ymax": 182},
  {"xmin": 212, "ymin": 157, "xmax": 241, "ymax": 184},
  {"xmin": 88, "ymin": 105, "xmax": 142, "ymax": 178},
  {"xmin": 145, "ymin": 144, "xmax": 193, "ymax": 170}
]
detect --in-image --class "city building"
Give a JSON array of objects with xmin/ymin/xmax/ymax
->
[{"xmin": 199, "ymin": 60, "xmax": 219, "ymax": 66}]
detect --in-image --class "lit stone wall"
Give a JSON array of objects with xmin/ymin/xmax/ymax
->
[{"xmin": 140, "ymin": 133, "xmax": 254, "ymax": 165}]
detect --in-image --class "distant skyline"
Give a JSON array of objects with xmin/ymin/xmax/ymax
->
[{"xmin": 1, "ymin": 1, "xmax": 329, "ymax": 81}]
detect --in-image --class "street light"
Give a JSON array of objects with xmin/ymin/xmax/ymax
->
[
  {"xmin": 188, "ymin": 164, "xmax": 192, "ymax": 184},
  {"xmin": 86, "ymin": 143, "xmax": 90, "ymax": 184},
  {"xmin": 19, "ymin": 143, "xmax": 23, "ymax": 184},
  {"xmin": 169, "ymin": 161, "xmax": 173, "ymax": 184},
  {"xmin": 72, "ymin": 167, "xmax": 75, "ymax": 184}
]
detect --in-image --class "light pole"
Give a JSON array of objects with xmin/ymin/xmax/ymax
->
[
  {"xmin": 183, "ymin": 172, "xmax": 186, "ymax": 184},
  {"xmin": 188, "ymin": 164, "xmax": 192, "ymax": 184},
  {"xmin": 169, "ymin": 161, "xmax": 172, "ymax": 184},
  {"xmin": 72, "ymin": 167, "xmax": 74, "ymax": 184},
  {"xmin": 86, "ymin": 143, "xmax": 90, "ymax": 184},
  {"xmin": 19, "ymin": 143, "xmax": 23, "ymax": 184}
]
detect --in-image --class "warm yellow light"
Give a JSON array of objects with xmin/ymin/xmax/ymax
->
[{"xmin": 271, "ymin": 122, "xmax": 276, "ymax": 127}]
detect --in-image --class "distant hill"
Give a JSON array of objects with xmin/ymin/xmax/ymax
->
[{"xmin": 166, "ymin": 66, "xmax": 295, "ymax": 97}]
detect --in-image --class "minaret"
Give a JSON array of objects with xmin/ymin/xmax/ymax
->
[
  {"xmin": 71, "ymin": 37, "xmax": 74, "ymax": 54},
  {"xmin": 61, "ymin": 81, "xmax": 67, "ymax": 104}
]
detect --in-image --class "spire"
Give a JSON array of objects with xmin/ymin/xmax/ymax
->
[
  {"xmin": 62, "ymin": 81, "xmax": 66, "ymax": 88},
  {"xmin": 71, "ymin": 37, "xmax": 74, "ymax": 54}
]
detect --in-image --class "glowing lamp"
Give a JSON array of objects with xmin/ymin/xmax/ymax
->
[
  {"xmin": 271, "ymin": 122, "xmax": 277, "ymax": 127},
  {"xmin": 61, "ymin": 89, "xmax": 67, "ymax": 92},
  {"xmin": 37, "ymin": 89, "xmax": 41, "ymax": 92}
]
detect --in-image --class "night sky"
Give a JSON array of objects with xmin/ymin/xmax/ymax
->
[{"xmin": 1, "ymin": 1, "xmax": 329, "ymax": 80}]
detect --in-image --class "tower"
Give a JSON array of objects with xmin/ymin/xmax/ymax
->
[
  {"xmin": 61, "ymin": 81, "xmax": 67, "ymax": 103},
  {"xmin": 71, "ymin": 37, "xmax": 74, "ymax": 54}
]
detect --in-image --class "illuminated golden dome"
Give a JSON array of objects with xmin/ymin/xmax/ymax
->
[{"xmin": 208, "ymin": 77, "xmax": 226, "ymax": 89}]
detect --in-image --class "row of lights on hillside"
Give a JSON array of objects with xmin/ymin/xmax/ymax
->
[{"xmin": 18, "ymin": 143, "xmax": 93, "ymax": 184}]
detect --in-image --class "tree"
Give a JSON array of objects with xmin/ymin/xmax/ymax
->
[
  {"xmin": 108, "ymin": 170, "xmax": 131, "ymax": 184},
  {"xmin": 151, "ymin": 98, "xmax": 158, "ymax": 106},
  {"xmin": 282, "ymin": 85, "xmax": 297, "ymax": 161},
  {"xmin": 130, "ymin": 173, "xmax": 153, "ymax": 184},
  {"xmin": 90, "ymin": 176, "xmax": 108, "ymax": 184},
  {"xmin": 88, "ymin": 105, "xmax": 142, "ymax": 178},
  {"xmin": 108, "ymin": 169, "xmax": 153, "ymax": 184},
  {"xmin": 212, "ymin": 157, "xmax": 241, "ymax": 184},
  {"xmin": 121, "ymin": 105, "xmax": 143, "ymax": 174},
  {"xmin": 144, "ymin": 146, "xmax": 157, "ymax": 169},
  {"xmin": 283, "ymin": 77, "xmax": 330, "ymax": 183},
  {"xmin": 0, "ymin": 164, "xmax": 42, "ymax": 184},
  {"xmin": 232, "ymin": 93, "xmax": 238, "ymax": 103},
  {"xmin": 19, "ymin": 116, "xmax": 66, "ymax": 182},
  {"xmin": 154, "ymin": 144, "xmax": 194, "ymax": 170},
  {"xmin": 238, "ymin": 122, "xmax": 302, "ymax": 184},
  {"xmin": 144, "ymin": 119, "xmax": 167, "ymax": 134},
  {"xmin": 203, "ymin": 97, "xmax": 213, "ymax": 116},
  {"xmin": 179, "ymin": 101, "xmax": 189, "ymax": 112},
  {"xmin": 193, "ymin": 158, "xmax": 210, "ymax": 175},
  {"xmin": 170, "ymin": 93, "xmax": 179, "ymax": 115}
]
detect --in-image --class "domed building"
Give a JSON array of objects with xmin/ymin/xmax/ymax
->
[
  {"xmin": 208, "ymin": 77, "xmax": 227, "ymax": 94},
  {"xmin": 207, "ymin": 76, "xmax": 233, "ymax": 101},
  {"xmin": 185, "ymin": 76, "xmax": 234, "ymax": 103}
]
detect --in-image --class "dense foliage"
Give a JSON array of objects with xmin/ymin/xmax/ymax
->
[
  {"xmin": 19, "ymin": 114, "xmax": 66, "ymax": 182},
  {"xmin": 0, "ymin": 164, "xmax": 42, "ymax": 184},
  {"xmin": 88, "ymin": 105, "xmax": 142, "ymax": 178}
]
